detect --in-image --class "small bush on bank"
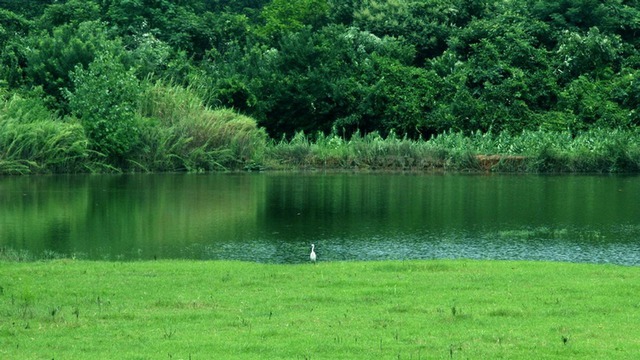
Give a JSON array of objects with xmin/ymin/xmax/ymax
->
[{"xmin": 66, "ymin": 52, "xmax": 141, "ymax": 166}]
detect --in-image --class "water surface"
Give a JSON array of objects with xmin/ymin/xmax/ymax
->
[{"xmin": 1, "ymin": 173, "xmax": 639, "ymax": 264}]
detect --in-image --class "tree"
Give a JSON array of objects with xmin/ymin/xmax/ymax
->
[
  {"xmin": 66, "ymin": 52, "xmax": 142, "ymax": 164},
  {"xmin": 0, "ymin": 0, "xmax": 54, "ymax": 18},
  {"xmin": 37, "ymin": 0, "xmax": 101, "ymax": 29},
  {"xmin": 352, "ymin": 0, "xmax": 490, "ymax": 64},
  {"xmin": 0, "ymin": 9, "xmax": 31, "ymax": 87},
  {"xmin": 558, "ymin": 76, "xmax": 629, "ymax": 130},
  {"xmin": 0, "ymin": 8, "xmax": 30, "ymax": 45},
  {"xmin": 21, "ymin": 21, "xmax": 125, "ymax": 111},
  {"xmin": 531, "ymin": 0, "xmax": 608, "ymax": 30},
  {"xmin": 363, "ymin": 56, "xmax": 441, "ymax": 137},
  {"xmin": 611, "ymin": 69, "xmax": 640, "ymax": 126},
  {"xmin": 555, "ymin": 27, "xmax": 624, "ymax": 82},
  {"xmin": 258, "ymin": 0, "xmax": 330, "ymax": 42},
  {"xmin": 433, "ymin": 13, "xmax": 558, "ymax": 133}
]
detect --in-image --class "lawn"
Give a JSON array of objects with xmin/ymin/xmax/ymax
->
[{"xmin": 1, "ymin": 259, "xmax": 639, "ymax": 359}]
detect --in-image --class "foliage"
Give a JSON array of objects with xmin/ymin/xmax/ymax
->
[
  {"xmin": 0, "ymin": 95, "xmax": 88, "ymax": 174},
  {"xmin": 19, "ymin": 21, "xmax": 125, "ymax": 110},
  {"xmin": 66, "ymin": 52, "xmax": 141, "ymax": 164},
  {"xmin": 0, "ymin": 8, "xmax": 31, "ymax": 46},
  {"xmin": 555, "ymin": 27, "xmax": 624, "ymax": 82},
  {"xmin": 202, "ymin": 25, "xmax": 421, "ymax": 138},
  {"xmin": 1, "ymin": 0, "xmax": 640, "ymax": 172},
  {"xmin": 267, "ymin": 128, "xmax": 640, "ymax": 173},
  {"xmin": 37, "ymin": 0, "xmax": 101, "ymax": 29},
  {"xmin": 0, "ymin": 0, "xmax": 53, "ymax": 18},
  {"xmin": 351, "ymin": 0, "xmax": 481, "ymax": 64},
  {"xmin": 136, "ymin": 83, "xmax": 267, "ymax": 171},
  {"xmin": 259, "ymin": 0, "xmax": 330, "ymax": 41}
]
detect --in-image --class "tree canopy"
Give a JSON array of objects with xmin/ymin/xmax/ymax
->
[{"xmin": 2, "ymin": 0, "xmax": 640, "ymax": 140}]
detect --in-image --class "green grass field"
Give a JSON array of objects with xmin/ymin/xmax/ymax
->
[{"xmin": 1, "ymin": 259, "xmax": 639, "ymax": 359}]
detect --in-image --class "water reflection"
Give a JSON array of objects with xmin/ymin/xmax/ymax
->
[{"xmin": 1, "ymin": 173, "xmax": 639, "ymax": 264}]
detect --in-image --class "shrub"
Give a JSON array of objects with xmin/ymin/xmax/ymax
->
[{"xmin": 66, "ymin": 52, "xmax": 141, "ymax": 165}]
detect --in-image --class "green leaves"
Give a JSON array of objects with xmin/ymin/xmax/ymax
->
[
  {"xmin": 2, "ymin": 0, "xmax": 640, "ymax": 161},
  {"xmin": 66, "ymin": 52, "xmax": 141, "ymax": 163},
  {"xmin": 556, "ymin": 27, "xmax": 623, "ymax": 81},
  {"xmin": 0, "ymin": 95, "xmax": 89, "ymax": 174},
  {"xmin": 20, "ymin": 21, "xmax": 125, "ymax": 110},
  {"xmin": 232, "ymin": 25, "xmax": 426, "ymax": 138},
  {"xmin": 259, "ymin": 0, "xmax": 330, "ymax": 41}
]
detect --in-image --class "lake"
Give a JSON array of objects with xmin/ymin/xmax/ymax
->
[{"xmin": 1, "ymin": 173, "xmax": 639, "ymax": 265}]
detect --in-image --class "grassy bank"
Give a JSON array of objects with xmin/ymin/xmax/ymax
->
[
  {"xmin": 3, "ymin": 89, "xmax": 640, "ymax": 174},
  {"xmin": 1, "ymin": 259, "xmax": 639, "ymax": 359},
  {"xmin": 3, "ymin": 83, "xmax": 640, "ymax": 174},
  {"xmin": 0, "ymin": 85, "xmax": 268, "ymax": 174},
  {"xmin": 266, "ymin": 128, "xmax": 640, "ymax": 173}
]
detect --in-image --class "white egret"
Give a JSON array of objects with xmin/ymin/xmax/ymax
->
[{"xmin": 310, "ymin": 244, "xmax": 317, "ymax": 263}]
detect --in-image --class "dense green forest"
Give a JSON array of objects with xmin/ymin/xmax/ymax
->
[{"xmin": 1, "ymin": 0, "xmax": 640, "ymax": 173}]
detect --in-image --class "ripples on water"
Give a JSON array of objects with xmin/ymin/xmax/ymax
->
[
  {"xmin": 168, "ymin": 224, "xmax": 640, "ymax": 265},
  {"xmin": 1, "ymin": 174, "xmax": 639, "ymax": 265},
  {"xmin": 4, "ymin": 226, "xmax": 640, "ymax": 265}
]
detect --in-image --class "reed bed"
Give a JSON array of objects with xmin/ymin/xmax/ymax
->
[
  {"xmin": 0, "ymin": 95, "xmax": 89, "ymax": 174},
  {"xmin": 2, "ymin": 87, "xmax": 639, "ymax": 174},
  {"xmin": 0, "ymin": 85, "xmax": 268, "ymax": 174},
  {"xmin": 266, "ymin": 128, "xmax": 640, "ymax": 173},
  {"xmin": 134, "ymin": 83, "xmax": 267, "ymax": 172}
]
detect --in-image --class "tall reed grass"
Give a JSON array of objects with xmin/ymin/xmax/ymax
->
[
  {"xmin": 135, "ymin": 83, "xmax": 267, "ymax": 172},
  {"xmin": 2, "ymin": 88, "xmax": 638, "ymax": 174},
  {"xmin": 266, "ymin": 128, "xmax": 640, "ymax": 173},
  {"xmin": 0, "ymin": 95, "xmax": 89, "ymax": 174}
]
